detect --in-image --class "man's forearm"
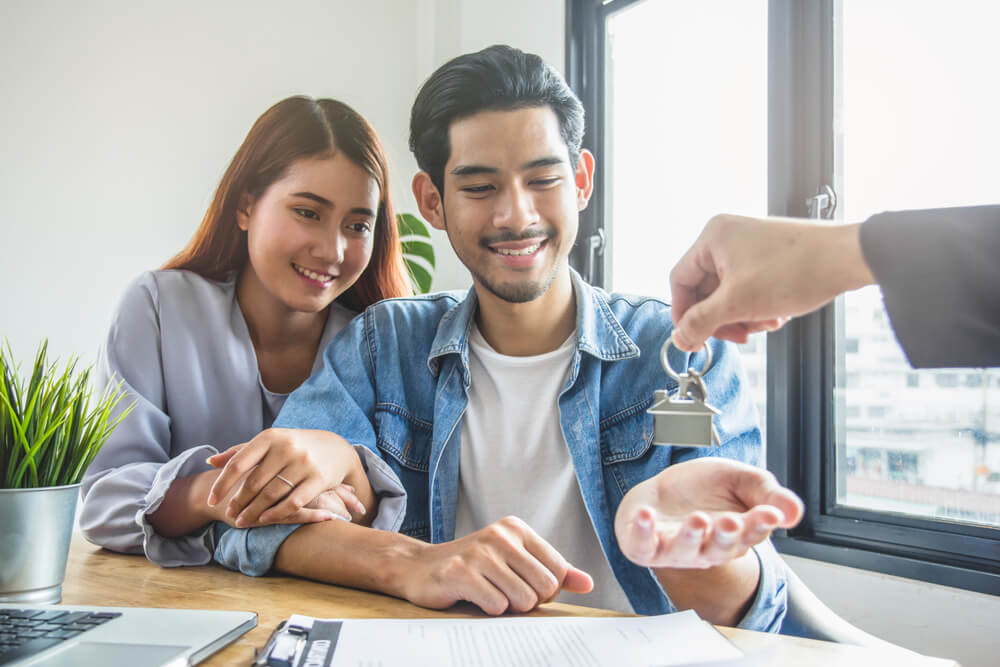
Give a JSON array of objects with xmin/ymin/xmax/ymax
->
[
  {"xmin": 273, "ymin": 519, "xmax": 424, "ymax": 598},
  {"xmin": 653, "ymin": 550, "xmax": 760, "ymax": 626}
]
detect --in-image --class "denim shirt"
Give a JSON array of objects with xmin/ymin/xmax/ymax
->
[{"xmin": 214, "ymin": 270, "xmax": 787, "ymax": 632}]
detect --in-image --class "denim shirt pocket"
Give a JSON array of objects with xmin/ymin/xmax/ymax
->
[
  {"xmin": 374, "ymin": 403, "xmax": 432, "ymax": 541},
  {"xmin": 599, "ymin": 399, "xmax": 673, "ymax": 499}
]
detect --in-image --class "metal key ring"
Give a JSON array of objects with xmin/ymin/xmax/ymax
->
[{"xmin": 660, "ymin": 331, "xmax": 713, "ymax": 381}]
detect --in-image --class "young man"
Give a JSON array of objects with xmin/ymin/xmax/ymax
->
[{"xmin": 212, "ymin": 46, "xmax": 803, "ymax": 631}]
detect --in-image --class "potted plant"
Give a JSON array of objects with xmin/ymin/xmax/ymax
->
[{"xmin": 0, "ymin": 341, "xmax": 131, "ymax": 603}]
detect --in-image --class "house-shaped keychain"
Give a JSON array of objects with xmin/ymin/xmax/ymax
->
[{"xmin": 647, "ymin": 388, "xmax": 721, "ymax": 447}]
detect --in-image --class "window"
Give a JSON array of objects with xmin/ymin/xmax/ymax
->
[
  {"xmin": 568, "ymin": 0, "xmax": 1000, "ymax": 595},
  {"xmin": 598, "ymin": 0, "xmax": 768, "ymax": 433},
  {"xmin": 832, "ymin": 1, "xmax": 1000, "ymax": 538}
]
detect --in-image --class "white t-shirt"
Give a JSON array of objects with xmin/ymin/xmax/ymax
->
[{"xmin": 454, "ymin": 324, "xmax": 634, "ymax": 613}]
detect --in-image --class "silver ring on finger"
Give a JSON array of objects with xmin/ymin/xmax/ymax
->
[{"xmin": 275, "ymin": 474, "xmax": 295, "ymax": 488}]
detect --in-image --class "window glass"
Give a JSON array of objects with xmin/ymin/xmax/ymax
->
[
  {"xmin": 836, "ymin": 0, "xmax": 1000, "ymax": 527},
  {"xmin": 605, "ymin": 0, "xmax": 768, "ymax": 434}
]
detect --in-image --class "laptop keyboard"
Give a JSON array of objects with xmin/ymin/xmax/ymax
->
[{"xmin": 0, "ymin": 609, "xmax": 121, "ymax": 665}]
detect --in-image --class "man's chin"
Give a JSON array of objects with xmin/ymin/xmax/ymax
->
[
  {"xmin": 485, "ymin": 281, "xmax": 547, "ymax": 304},
  {"xmin": 474, "ymin": 272, "xmax": 556, "ymax": 304}
]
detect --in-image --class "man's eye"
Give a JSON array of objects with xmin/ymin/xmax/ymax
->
[
  {"xmin": 294, "ymin": 207, "xmax": 319, "ymax": 220},
  {"xmin": 462, "ymin": 185, "xmax": 494, "ymax": 194},
  {"xmin": 531, "ymin": 177, "xmax": 561, "ymax": 187}
]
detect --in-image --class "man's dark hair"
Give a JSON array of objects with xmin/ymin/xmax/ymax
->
[{"xmin": 409, "ymin": 44, "xmax": 585, "ymax": 195}]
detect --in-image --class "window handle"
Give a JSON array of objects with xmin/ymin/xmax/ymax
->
[
  {"xmin": 806, "ymin": 184, "xmax": 838, "ymax": 220},
  {"xmin": 584, "ymin": 228, "xmax": 606, "ymax": 284}
]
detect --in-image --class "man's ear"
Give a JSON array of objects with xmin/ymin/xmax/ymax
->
[
  {"xmin": 574, "ymin": 149, "xmax": 596, "ymax": 211},
  {"xmin": 236, "ymin": 194, "xmax": 254, "ymax": 231},
  {"xmin": 412, "ymin": 172, "xmax": 446, "ymax": 230}
]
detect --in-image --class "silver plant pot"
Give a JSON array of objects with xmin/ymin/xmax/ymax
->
[{"xmin": 0, "ymin": 483, "xmax": 80, "ymax": 604}]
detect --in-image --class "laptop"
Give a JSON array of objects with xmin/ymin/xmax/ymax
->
[{"xmin": 0, "ymin": 603, "xmax": 256, "ymax": 666}]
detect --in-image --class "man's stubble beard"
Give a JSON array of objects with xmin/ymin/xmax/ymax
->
[{"xmin": 441, "ymin": 207, "xmax": 562, "ymax": 304}]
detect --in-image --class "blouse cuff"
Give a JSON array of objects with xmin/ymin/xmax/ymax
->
[{"xmin": 138, "ymin": 444, "xmax": 219, "ymax": 567}]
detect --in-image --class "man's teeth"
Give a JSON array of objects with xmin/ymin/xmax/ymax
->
[
  {"xmin": 294, "ymin": 264, "xmax": 334, "ymax": 282},
  {"xmin": 495, "ymin": 243, "xmax": 541, "ymax": 256}
]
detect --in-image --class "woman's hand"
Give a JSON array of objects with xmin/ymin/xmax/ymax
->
[
  {"xmin": 205, "ymin": 471, "xmax": 358, "ymax": 527},
  {"xmin": 205, "ymin": 428, "xmax": 372, "ymax": 528}
]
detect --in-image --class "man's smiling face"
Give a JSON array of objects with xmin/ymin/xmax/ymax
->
[{"xmin": 435, "ymin": 106, "xmax": 591, "ymax": 303}]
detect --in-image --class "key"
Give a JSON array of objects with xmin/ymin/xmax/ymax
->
[{"xmin": 648, "ymin": 335, "xmax": 722, "ymax": 448}]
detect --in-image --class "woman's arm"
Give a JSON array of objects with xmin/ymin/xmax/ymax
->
[
  {"xmin": 79, "ymin": 274, "xmax": 221, "ymax": 563},
  {"xmin": 79, "ymin": 273, "xmax": 347, "ymax": 562}
]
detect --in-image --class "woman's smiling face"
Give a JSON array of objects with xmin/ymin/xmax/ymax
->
[{"xmin": 237, "ymin": 153, "xmax": 379, "ymax": 314}]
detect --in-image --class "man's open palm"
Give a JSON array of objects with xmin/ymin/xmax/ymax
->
[{"xmin": 615, "ymin": 458, "xmax": 804, "ymax": 569}]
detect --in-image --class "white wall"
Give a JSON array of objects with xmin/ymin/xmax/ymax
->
[
  {"xmin": 785, "ymin": 555, "xmax": 1000, "ymax": 667},
  {"xmin": 0, "ymin": 0, "xmax": 563, "ymax": 369}
]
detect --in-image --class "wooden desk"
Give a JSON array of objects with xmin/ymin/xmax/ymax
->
[{"xmin": 60, "ymin": 535, "xmax": 957, "ymax": 667}]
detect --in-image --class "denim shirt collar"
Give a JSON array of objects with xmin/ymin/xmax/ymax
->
[{"xmin": 426, "ymin": 268, "xmax": 640, "ymax": 380}]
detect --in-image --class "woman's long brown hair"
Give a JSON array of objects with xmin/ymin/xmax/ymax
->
[{"xmin": 163, "ymin": 96, "xmax": 412, "ymax": 310}]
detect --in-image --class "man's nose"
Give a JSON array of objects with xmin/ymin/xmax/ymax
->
[{"xmin": 493, "ymin": 184, "xmax": 540, "ymax": 232}]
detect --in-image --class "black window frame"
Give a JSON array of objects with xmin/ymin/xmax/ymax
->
[{"xmin": 567, "ymin": 0, "xmax": 1000, "ymax": 597}]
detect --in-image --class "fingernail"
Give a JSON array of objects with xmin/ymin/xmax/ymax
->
[
  {"xmin": 235, "ymin": 516, "xmax": 247, "ymax": 528},
  {"xmin": 636, "ymin": 515, "xmax": 653, "ymax": 533},
  {"xmin": 673, "ymin": 328, "xmax": 694, "ymax": 351},
  {"xmin": 715, "ymin": 527, "xmax": 739, "ymax": 546},
  {"xmin": 207, "ymin": 494, "xmax": 217, "ymax": 507},
  {"xmin": 357, "ymin": 503, "xmax": 366, "ymax": 516},
  {"xmin": 684, "ymin": 527, "xmax": 705, "ymax": 542}
]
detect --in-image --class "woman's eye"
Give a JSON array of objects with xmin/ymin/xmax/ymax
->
[
  {"xmin": 294, "ymin": 207, "xmax": 319, "ymax": 221},
  {"xmin": 347, "ymin": 221, "xmax": 372, "ymax": 234}
]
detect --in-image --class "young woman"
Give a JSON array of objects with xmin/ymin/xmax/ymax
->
[{"xmin": 79, "ymin": 97, "xmax": 412, "ymax": 567}]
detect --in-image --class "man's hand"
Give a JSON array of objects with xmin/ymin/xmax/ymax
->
[
  {"xmin": 615, "ymin": 457, "xmax": 803, "ymax": 570},
  {"xmin": 206, "ymin": 428, "xmax": 372, "ymax": 527},
  {"xmin": 400, "ymin": 516, "xmax": 594, "ymax": 616},
  {"xmin": 669, "ymin": 214, "xmax": 875, "ymax": 351}
]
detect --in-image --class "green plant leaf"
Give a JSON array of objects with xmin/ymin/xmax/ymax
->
[
  {"xmin": 400, "ymin": 239, "xmax": 436, "ymax": 268},
  {"xmin": 407, "ymin": 263, "xmax": 434, "ymax": 295},
  {"xmin": 396, "ymin": 212, "xmax": 432, "ymax": 238},
  {"xmin": 396, "ymin": 213, "xmax": 437, "ymax": 295},
  {"xmin": 0, "ymin": 339, "xmax": 132, "ymax": 488}
]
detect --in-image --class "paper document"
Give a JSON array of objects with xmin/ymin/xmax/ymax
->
[{"xmin": 279, "ymin": 609, "xmax": 741, "ymax": 667}]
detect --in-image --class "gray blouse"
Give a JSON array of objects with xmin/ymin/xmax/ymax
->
[{"xmin": 79, "ymin": 270, "xmax": 405, "ymax": 567}]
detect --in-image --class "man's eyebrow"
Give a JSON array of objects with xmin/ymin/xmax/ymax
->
[
  {"xmin": 450, "ymin": 156, "xmax": 566, "ymax": 177},
  {"xmin": 520, "ymin": 156, "xmax": 565, "ymax": 170},
  {"xmin": 450, "ymin": 165, "xmax": 498, "ymax": 177},
  {"xmin": 291, "ymin": 192, "xmax": 375, "ymax": 217}
]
